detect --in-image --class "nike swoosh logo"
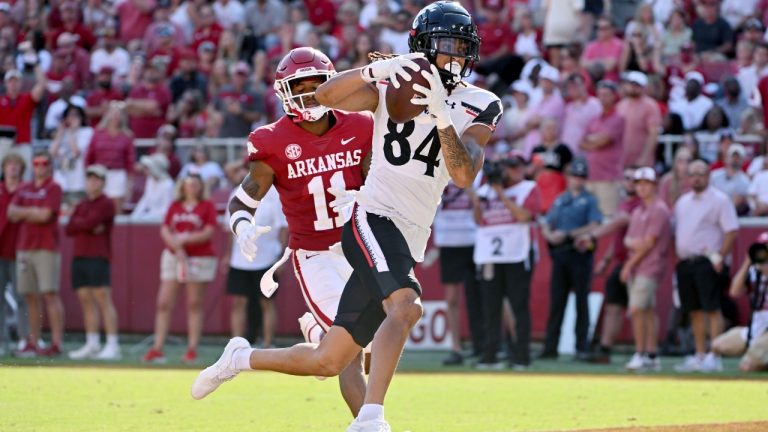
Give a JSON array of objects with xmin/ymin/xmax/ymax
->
[
  {"xmin": 305, "ymin": 253, "xmax": 320, "ymax": 259},
  {"xmin": 341, "ymin": 137, "xmax": 355, "ymax": 146}
]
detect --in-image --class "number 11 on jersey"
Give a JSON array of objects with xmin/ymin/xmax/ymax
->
[{"xmin": 307, "ymin": 171, "xmax": 347, "ymax": 231}]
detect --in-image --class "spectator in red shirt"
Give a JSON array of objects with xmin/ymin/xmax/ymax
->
[
  {"xmin": 8, "ymin": 152, "xmax": 64, "ymax": 358},
  {"xmin": 117, "ymin": 0, "xmax": 157, "ymax": 45},
  {"xmin": 0, "ymin": 153, "xmax": 30, "ymax": 355},
  {"xmin": 621, "ymin": 167, "xmax": 672, "ymax": 371},
  {"xmin": 48, "ymin": 1, "xmax": 97, "ymax": 51},
  {"xmin": 191, "ymin": 4, "xmax": 224, "ymax": 53},
  {"xmin": 0, "ymin": 68, "xmax": 46, "ymax": 165},
  {"xmin": 759, "ymin": 75, "xmax": 768, "ymax": 130},
  {"xmin": 474, "ymin": 2, "xmax": 522, "ymax": 95},
  {"xmin": 125, "ymin": 62, "xmax": 172, "ymax": 139},
  {"xmin": 148, "ymin": 25, "xmax": 185, "ymax": 78},
  {"xmin": 55, "ymin": 32, "xmax": 91, "ymax": 90},
  {"xmin": 65, "ymin": 165, "xmax": 122, "ymax": 360},
  {"xmin": 582, "ymin": 16, "xmax": 624, "ymax": 82},
  {"xmin": 303, "ymin": 0, "xmax": 336, "ymax": 33},
  {"xmin": 85, "ymin": 66, "xmax": 125, "ymax": 127},
  {"xmin": 86, "ymin": 103, "xmax": 136, "ymax": 212},
  {"xmin": 143, "ymin": 173, "xmax": 218, "ymax": 364}
]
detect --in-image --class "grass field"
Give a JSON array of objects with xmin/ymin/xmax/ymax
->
[{"xmin": 2, "ymin": 350, "xmax": 768, "ymax": 432}]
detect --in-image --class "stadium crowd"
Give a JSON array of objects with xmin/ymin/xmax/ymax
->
[{"xmin": 1, "ymin": 0, "xmax": 768, "ymax": 372}]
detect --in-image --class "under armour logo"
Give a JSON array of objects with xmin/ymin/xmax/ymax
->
[{"xmin": 446, "ymin": 101, "xmax": 456, "ymax": 109}]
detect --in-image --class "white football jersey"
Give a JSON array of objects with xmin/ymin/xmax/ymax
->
[{"xmin": 357, "ymin": 80, "xmax": 502, "ymax": 234}]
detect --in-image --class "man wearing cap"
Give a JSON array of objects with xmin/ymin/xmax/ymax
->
[
  {"xmin": 674, "ymin": 159, "xmax": 739, "ymax": 372},
  {"xmin": 712, "ymin": 232, "xmax": 768, "ymax": 372},
  {"xmin": 125, "ymin": 63, "xmax": 173, "ymax": 138},
  {"xmin": 90, "ymin": 28, "xmax": 131, "ymax": 78},
  {"xmin": 522, "ymin": 65, "xmax": 565, "ymax": 157},
  {"xmin": 617, "ymin": 71, "xmax": 661, "ymax": 168},
  {"xmin": 711, "ymin": 143, "xmax": 750, "ymax": 215},
  {"xmin": 472, "ymin": 153, "xmax": 541, "ymax": 369},
  {"xmin": 576, "ymin": 166, "xmax": 642, "ymax": 364},
  {"xmin": 214, "ymin": 62, "xmax": 265, "ymax": 138},
  {"xmin": 0, "ymin": 65, "xmax": 46, "ymax": 165},
  {"xmin": 582, "ymin": 16, "xmax": 624, "ymax": 82},
  {"xmin": 580, "ymin": 80, "xmax": 625, "ymax": 219},
  {"xmin": 54, "ymin": 32, "xmax": 91, "ymax": 89},
  {"xmin": 691, "ymin": 0, "xmax": 733, "ymax": 61},
  {"xmin": 620, "ymin": 167, "xmax": 671, "ymax": 371},
  {"xmin": 7, "ymin": 152, "xmax": 64, "ymax": 357},
  {"xmin": 65, "ymin": 165, "xmax": 121, "ymax": 360},
  {"xmin": 669, "ymin": 71, "xmax": 714, "ymax": 131},
  {"xmin": 539, "ymin": 158, "xmax": 603, "ymax": 358},
  {"xmin": 85, "ymin": 66, "xmax": 126, "ymax": 127}
]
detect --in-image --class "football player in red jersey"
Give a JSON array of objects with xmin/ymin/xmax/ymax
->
[{"xmin": 192, "ymin": 47, "xmax": 374, "ymax": 416}]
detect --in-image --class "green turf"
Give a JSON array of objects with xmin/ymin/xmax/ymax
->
[{"xmin": 2, "ymin": 366, "xmax": 768, "ymax": 432}]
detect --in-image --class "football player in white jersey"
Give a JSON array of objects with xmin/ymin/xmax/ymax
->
[{"xmin": 190, "ymin": 3, "xmax": 501, "ymax": 431}]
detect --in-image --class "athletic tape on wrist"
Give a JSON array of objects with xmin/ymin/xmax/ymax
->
[
  {"xmin": 229, "ymin": 210, "xmax": 253, "ymax": 235},
  {"xmin": 235, "ymin": 185, "xmax": 260, "ymax": 209}
]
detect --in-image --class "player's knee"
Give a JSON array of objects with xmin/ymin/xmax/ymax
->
[
  {"xmin": 390, "ymin": 302, "xmax": 423, "ymax": 327},
  {"xmin": 315, "ymin": 354, "xmax": 347, "ymax": 377}
]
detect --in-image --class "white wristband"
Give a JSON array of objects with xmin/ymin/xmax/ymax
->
[
  {"xmin": 229, "ymin": 210, "xmax": 253, "ymax": 235},
  {"xmin": 235, "ymin": 185, "xmax": 260, "ymax": 209}
]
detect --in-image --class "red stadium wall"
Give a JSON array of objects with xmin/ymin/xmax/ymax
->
[{"xmin": 56, "ymin": 223, "xmax": 760, "ymax": 341}]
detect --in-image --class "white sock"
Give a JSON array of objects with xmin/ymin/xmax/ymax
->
[
  {"xmin": 106, "ymin": 335, "xmax": 119, "ymax": 347},
  {"xmin": 86, "ymin": 333, "xmax": 100, "ymax": 347},
  {"xmin": 233, "ymin": 348, "xmax": 254, "ymax": 370},
  {"xmin": 357, "ymin": 404, "xmax": 384, "ymax": 422}
]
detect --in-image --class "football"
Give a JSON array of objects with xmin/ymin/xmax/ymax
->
[{"xmin": 385, "ymin": 57, "xmax": 433, "ymax": 123}]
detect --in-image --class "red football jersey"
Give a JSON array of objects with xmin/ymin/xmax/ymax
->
[{"xmin": 247, "ymin": 110, "xmax": 373, "ymax": 251}]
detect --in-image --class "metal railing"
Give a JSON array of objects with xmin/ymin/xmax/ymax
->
[{"xmin": 33, "ymin": 134, "xmax": 767, "ymax": 168}]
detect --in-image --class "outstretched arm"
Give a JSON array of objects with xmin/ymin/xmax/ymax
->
[
  {"xmin": 315, "ymin": 69, "xmax": 379, "ymax": 112},
  {"xmin": 315, "ymin": 53, "xmax": 424, "ymax": 113}
]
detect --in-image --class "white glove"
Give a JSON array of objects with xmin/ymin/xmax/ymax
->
[
  {"xmin": 361, "ymin": 53, "xmax": 426, "ymax": 88},
  {"xmin": 410, "ymin": 65, "xmax": 452, "ymax": 130},
  {"xmin": 236, "ymin": 223, "xmax": 272, "ymax": 262},
  {"xmin": 328, "ymin": 186, "xmax": 358, "ymax": 213}
]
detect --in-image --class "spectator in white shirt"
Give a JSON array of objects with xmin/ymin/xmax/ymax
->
[
  {"xmin": 669, "ymin": 71, "xmax": 714, "ymax": 131},
  {"xmin": 90, "ymin": 27, "xmax": 131, "ymax": 79},
  {"xmin": 749, "ymin": 156, "xmax": 768, "ymax": 215},
  {"xmin": 720, "ymin": 0, "xmax": 759, "ymax": 30},
  {"xmin": 130, "ymin": 153, "xmax": 174, "ymax": 221},
  {"xmin": 711, "ymin": 144, "xmax": 751, "ymax": 215},
  {"xmin": 737, "ymin": 42, "xmax": 768, "ymax": 103},
  {"xmin": 179, "ymin": 145, "xmax": 226, "ymax": 191},
  {"xmin": 213, "ymin": 0, "xmax": 246, "ymax": 31}
]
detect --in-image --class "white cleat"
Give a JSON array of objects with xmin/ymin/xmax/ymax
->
[
  {"xmin": 624, "ymin": 353, "xmax": 645, "ymax": 371},
  {"xmin": 191, "ymin": 337, "xmax": 250, "ymax": 400},
  {"xmin": 68, "ymin": 344, "xmax": 101, "ymax": 360},
  {"xmin": 298, "ymin": 312, "xmax": 327, "ymax": 381},
  {"xmin": 95, "ymin": 344, "xmax": 122, "ymax": 361},
  {"xmin": 700, "ymin": 352, "xmax": 723, "ymax": 372},
  {"xmin": 346, "ymin": 419, "xmax": 391, "ymax": 432}
]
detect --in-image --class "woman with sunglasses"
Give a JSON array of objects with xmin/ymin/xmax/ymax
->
[{"xmin": 143, "ymin": 173, "xmax": 218, "ymax": 364}]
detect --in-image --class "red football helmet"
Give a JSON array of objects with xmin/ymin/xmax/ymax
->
[{"xmin": 274, "ymin": 47, "xmax": 335, "ymax": 122}]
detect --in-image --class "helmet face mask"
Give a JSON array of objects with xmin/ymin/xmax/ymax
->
[
  {"xmin": 408, "ymin": 1, "xmax": 480, "ymax": 89},
  {"xmin": 273, "ymin": 47, "xmax": 336, "ymax": 122}
]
